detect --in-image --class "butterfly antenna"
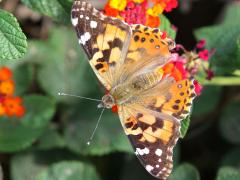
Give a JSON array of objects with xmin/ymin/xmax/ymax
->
[
  {"xmin": 58, "ymin": 92, "xmax": 101, "ymax": 102},
  {"xmin": 86, "ymin": 107, "xmax": 105, "ymax": 146}
]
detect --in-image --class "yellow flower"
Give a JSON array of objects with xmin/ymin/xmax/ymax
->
[
  {"xmin": 133, "ymin": 0, "xmax": 145, "ymax": 3},
  {"xmin": 147, "ymin": 3, "xmax": 166, "ymax": 16},
  {"xmin": 109, "ymin": 0, "xmax": 127, "ymax": 11}
]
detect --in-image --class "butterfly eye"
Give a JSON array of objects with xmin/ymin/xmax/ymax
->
[{"xmin": 167, "ymin": 39, "xmax": 176, "ymax": 50}]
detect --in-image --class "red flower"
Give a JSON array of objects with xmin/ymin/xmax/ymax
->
[
  {"xmin": 165, "ymin": 0, "xmax": 178, "ymax": 12},
  {"xmin": 193, "ymin": 80, "xmax": 202, "ymax": 95},
  {"xmin": 104, "ymin": 3, "xmax": 119, "ymax": 17},
  {"xmin": 122, "ymin": 1, "xmax": 147, "ymax": 25},
  {"xmin": 162, "ymin": 61, "xmax": 187, "ymax": 82},
  {"xmin": 198, "ymin": 49, "xmax": 209, "ymax": 61},
  {"xmin": 196, "ymin": 39, "xmax": 206, "ymax": 49}
]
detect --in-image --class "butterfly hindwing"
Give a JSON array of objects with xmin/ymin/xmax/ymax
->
[
  {"xmin": 71, "ymin": 0, "xmax": 131, "ymax": 89},
  {"xmin": 118, "ymin": 104, "xmax": 180, "ymax": 179},
  {"xmin": 118, "ymin": 77, "xmax": 195, "ymax": 179}
]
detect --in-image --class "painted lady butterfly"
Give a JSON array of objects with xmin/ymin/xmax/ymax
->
[{"xmin": 71, "ymin": 1, "xmax": 196, "ymax": 179}]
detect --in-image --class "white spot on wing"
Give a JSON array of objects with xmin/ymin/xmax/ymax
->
[
  {"xmin": 80, "ymin": 15, "xmax": 83, "ymax": 19},
  {"xmin": 136, "ymin": 147, "xmax": 150, "ymax": 155},
  {"xmin": 156, "ymin": 165, "xmax": 160, "ymax": 168},
  {"xmin": 71, "ymin": 17, "xmax": 78, "ymax": 26},
  {"xmin": 90, "ymin": 21, "xmax": 98, "ymax": 28},
  {"xmin": 155, "ymin": 149, "xmax": 163, "ymax": 156},
  {"xmin": 86, "ymin": 16, "xmax": 89, "ymax": 20},
  {"xmin": 146, "ymin": 165, "xmax": 154, "ymax": 172},
  {"xmin": 79, "ymin": 32, "xmax": 91, "ymax": 45}
]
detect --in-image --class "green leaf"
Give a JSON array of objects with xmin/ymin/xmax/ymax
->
[
  {"xmin": 64, "ymin": 102, "xmax": 132, "ymax": 156},
  {"xmin": 180, "ymin": 116, "xmax": 190, "ymax": 138},
  {"xmin": 0, "ymin": 10, "xmax": 27, "ymax": 60},
  {"xmin": 168, "ymin": 163, "xmax": 200, "ymax": 180},
  {"xmin": 192, "ymin": 86, "xmax": 222, "ymax": 117},
  {"xmin": 13, "ymin": 64, "xmax": 33, "ymax": 95},
  {"xmin": 21, "ymin": 0, "xmax": 72, "ymax": 23},
  {"xmin": 216, "ymin": 167, "xmax": 240, "ymax": 180},
  {"xmin": 221, "ymin": 147, "xmax": 240, "ymax": 168},
  {"xmin": 36, "ymin": 27, "xmax": 100, "ymax": 102},
  {"xmin": 11, "ymin": 150, "xmax": 80, "ymax": 180},
  {"xmin": 36, "ymin": 126, "xmax": 66, "ymax": 150},
  {"xmin": 195, "ymin": 2, "xmax": 240, "ymax": 74},
  {"xmin": 0, "ymin": 95, "xmax": 56, "ymax": 152},
  {"xmin": 36, "ymin": 161, "xmax": 100, "ymax": 180},
  {"xmin": 159, "ymin": 15, "xmax": 177, "ymax": 39},
  {"xmin": 219, "ymin": 101, "xmax": 240, "ymax": 145}
]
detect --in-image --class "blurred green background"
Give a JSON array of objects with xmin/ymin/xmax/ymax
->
[{"xmin": 0, "ymin": 0, "xmax": 240, "ymax": 180}]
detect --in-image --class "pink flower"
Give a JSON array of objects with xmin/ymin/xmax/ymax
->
[
  {"xmin": 196, "ymin": 39, "xmax": 206, "ymax": 49},
  {"xmin": 193, "ymin": 80, "xmax": 202, "ymax": 95},
  {"xmin": 170, "ymin": 53, "xmax": 187, "ymax": 63},
  {"xmin": 198, "ymin": 49, "xmax": 209, "ymax": 61},
  {"xmin": 165, "ymin": 0, "xmax": 178, "ymax": 12}
]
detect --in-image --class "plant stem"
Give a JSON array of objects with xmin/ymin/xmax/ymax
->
[{"xmin": 202, "ymin": 77, "xmax": 240, "ymax": 86}]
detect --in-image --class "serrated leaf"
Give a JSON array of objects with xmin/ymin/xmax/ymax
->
[
  {"xmin": 0, "ymin": 95, "xmax": 56, "ymax": 152},
  {"xmin": 216, "ymin": 167, "xmax": 240, "ymax": 180},
  {"xmin": 195, "ymin": 2, "xmax": 240, "ymax": 75},
  {"xmin": 36, "ymin": 161, "xmax": 100, "ymax": 180},
  {"xmin": 0, "ymin": 10, "xmax": 27, "ymax": 60},
  {"xmin": 21, "ymin": 0, "xmax": 72, "ymax": 23},
  {"xmin": 11, "ymin": 150, "xmax": 79, "ymax": 180},
  {"xmin": 159, "ymin": 15, "xmax": 177, "ymax": 39},
  {"xmin": 37, "ymin": 27, "xmax": 100, "ymax": 102},
  {"xmin": 180, "ymin": 116, "xmax": 190, "ymax": 138},
  {"xmin": 219, "ymin": 101, "xmax": 240, "ymax": 145},
  {"xmin": 64, "ymin": 101, "xmax": 132, "ymax": 156},
  {"xmin": 168, "ymin": 163, "xmax": 200, "ymax": 180}
]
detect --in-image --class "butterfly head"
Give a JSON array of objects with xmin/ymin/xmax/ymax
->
[{"xmin": 98, "ymin": 94, "xmax": 115, "ymax": 109}]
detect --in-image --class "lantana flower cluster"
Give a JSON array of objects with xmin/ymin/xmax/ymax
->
[
  {"xmin": 163, "ymin": 39, "xmax": 214, "ymax": 95},
  {"xmin": 0, "ymin": 67, "xmax": 25, "ymax": 118},
  {"xmin": 104, "ymin": 0, "xmax": 178, "ymax": 27}
]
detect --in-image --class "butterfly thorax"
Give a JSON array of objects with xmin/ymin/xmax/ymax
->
[{"xmin": 110, "ymin": 71, "xmax": 163, "ymax": 105}]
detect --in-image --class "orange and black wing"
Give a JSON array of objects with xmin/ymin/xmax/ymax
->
[
  {"xmin": 71, "ymin": 0, "xmax": 131, "ymax": 90},
  {"xmin": 118, "ymin": 78, "xmax": 196, "ymax": 180}
]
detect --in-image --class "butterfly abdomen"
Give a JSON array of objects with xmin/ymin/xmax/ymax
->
[{"xmin": 131, "ymin": 71, "xmax": 163, "ymax": 91}]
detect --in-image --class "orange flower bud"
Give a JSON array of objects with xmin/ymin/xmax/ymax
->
[
  {"xmin": 3, "ymin": 97, "xmax": 25, "ymax": 118},
  {"xmin": 0, "ymin": 80, "xmax": 15, "ymax": 96},
  {"xmin": 0, "ymin": 67, "xmax": 12, "ymax": 81}
]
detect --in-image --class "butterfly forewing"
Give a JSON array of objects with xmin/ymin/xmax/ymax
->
[{"xmin": 71, "ymin": 1, "xmax": 131, "ymax": 89}]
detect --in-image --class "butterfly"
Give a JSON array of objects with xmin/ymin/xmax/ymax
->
[{"xmin": 71, "ymin": 1, "xmax": 196, "ymax": 179}]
